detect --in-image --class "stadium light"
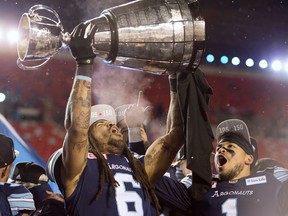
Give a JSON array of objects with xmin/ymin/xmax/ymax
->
[
  {"xmin": 202, "ymin": 52, "xmax": 288, "ymax": 75},
  {"xmin": 220, "ymin": 56, "xmax": 229, "ymax": 64},
  {"xmin": 231, "ymin": 57, "xmax": 240, "ymax": 66},
  {"xmin": 206, "ymin": 54, "xmax": 215, "ymax": 63},
  {"xmin": 284, "ymin": 62, "xmax": 288, "ymax": 73},
  {"xmin": 245, "ymin": 58, "xmax": 254, "ymax": 67},
  {"xmin": 271, "ymin": 60, "xmax": 282, "ymax": 72},
  {"xmin": 259, "ymin": 59, "xmax": 268, "ymax": 69},
  {"xmin": 0, "ymin": 93, "xmax": 6, "ymax": 102},
  {"xmin": 7, "ymin": 29, "xmax": 18, "ymax": 44}
]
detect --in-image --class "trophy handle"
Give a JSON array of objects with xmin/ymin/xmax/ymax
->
[
  {"xmin": 16, "ymin": 58, "xmax": 50, "ymax": 70},
  {"xmin": 28, "ymin": 4, "xmax": 63, "ymax": 31}
]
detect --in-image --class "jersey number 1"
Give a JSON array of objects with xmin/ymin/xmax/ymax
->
[{"xmin": 222, "ymin": 198, "xmax": 238, "ymax": 216}]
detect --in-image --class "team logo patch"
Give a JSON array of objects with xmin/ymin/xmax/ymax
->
[{"xmin": 245, "ymin": 175, "xmax": 267, "ymax": 186}]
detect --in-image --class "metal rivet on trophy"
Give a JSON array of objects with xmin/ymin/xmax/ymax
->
[{"xmin": 17, "ymin": 0, "xmax": 205, "ymax": 74}]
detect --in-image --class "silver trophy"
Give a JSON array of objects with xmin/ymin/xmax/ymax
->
[{"xmin": 17, "ymin": 0, "xmax": 205, "ymax": 74}]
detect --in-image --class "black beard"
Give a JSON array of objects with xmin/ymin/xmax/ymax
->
[
  {"xmin": 107, "ymin": 137, "xmax": 125, "ymax": 153},
  {"xmin": 219, "ymin": 163, "xmax": 244, "ymax": 181}
]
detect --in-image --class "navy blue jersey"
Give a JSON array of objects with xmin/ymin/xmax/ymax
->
[
  {"xmin": 54, "ymin": 153, "xmax": 154, "ymax": 216},
  {"xmin": 195, "ymin": 172, "xmax": 288, "ymax": 216},
  {"xmin": 0, "ymin": 182, "xmax": 35, "ymax": 215},
  {"xmin": 0, "ymin": 186, "xmax": 12, "ymax": 216},
  {"xmin": 155, "ymin": 172, "xmax": 288, "ymax": 216},
  {"xmin": 155, "ymin": 175, "xmax": 193, "ymax": 215}
]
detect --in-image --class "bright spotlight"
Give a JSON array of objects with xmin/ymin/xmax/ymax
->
[
  {"xmin": 206, "ymin": 54, "xmax": 215, "ymax": 63},
  {"xmin": 0, "ymin": 93, "xmax": 6, "ymax": 102},
  {"xmin": 271, "ymin": 60, "xmax": 282, "ymax": 72},
  {"xmin": 231, "ymin": 57, "xmax": 240, "ymax": 66},
  {"xmin": 7, "ymin": 29, "xmax": 19, "ymax": 44},
  {"xmin": 259, "ymin": 59, "xmax": 268, "ymax": 69},
  {"xmin": 284, "ymin": 62, "xmax": 288, "ymax": 73},
  {"xmin": 245, "ymin": 58, "xmax": 254, "ymax": 67},
  {"xmin": 220, "ymin": 56, "xmax": 229, "ymax": 64}
]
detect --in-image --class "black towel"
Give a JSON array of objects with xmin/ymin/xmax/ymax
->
[{"xmin": 177, "ymin": 68, "xmax": 214, "ymax": 200}]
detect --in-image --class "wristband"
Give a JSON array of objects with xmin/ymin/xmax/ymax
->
[
  {"xmin": 75, "ymin": 75, "xmax": 92, "ymax": 82},
  {"xmin": 128, "ymin": 127, "xmax": 142, "ymax": 143},
  {"xmin": 76, "ymin": 64, "xmax": 93, "ymax": 78},
  {"xmin": 129, "ymin": 142, "xmax": 146, "ymax": 155},
  {"xmin": 169, "ymin": 77, "xmax": 177, "ymax": 93}
]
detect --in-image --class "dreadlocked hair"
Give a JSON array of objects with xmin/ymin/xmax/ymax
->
[
  {"xmin": 87, "ymin": 125, "xmax": 161, "ymax": 215},
  {"xmin": 88, "ymin": 128, "xmax": 119, "ymax": 201},
  {"xmin": 122, "ymin": 145, "xmax": 161, "ymax": 215}
]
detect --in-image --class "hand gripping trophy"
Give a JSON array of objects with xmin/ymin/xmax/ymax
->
[{"xmin": 17, "ymin": 0, "xmax": 205, "ymax": 74}]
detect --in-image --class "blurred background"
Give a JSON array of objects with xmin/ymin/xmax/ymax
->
[{"xmin": 0, "ymin": 0, "xmax": 287, "ymax": 169}]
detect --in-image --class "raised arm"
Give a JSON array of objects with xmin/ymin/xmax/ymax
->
[
  {"xmin": 144, "ymin": 74, "xmax": 184, "ymax": 184},
  {"xmin": 61, "ymin": 21, "xmax": 96, "ymax": 196},
  {"xmin": 124, "ymin": 92, "xmax": 150, "ymax": 154}
]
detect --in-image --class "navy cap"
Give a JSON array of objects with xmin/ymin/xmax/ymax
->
[{"xmin": 0, "ymin": 134, "xmax": 16, "ymax": 168}]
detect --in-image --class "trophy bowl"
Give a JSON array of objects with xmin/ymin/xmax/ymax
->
[{"xmin": 17, "ymin": 5, "xmax": 66, "ymax": 70}]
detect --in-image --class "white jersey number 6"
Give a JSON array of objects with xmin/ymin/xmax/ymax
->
[{"xmin": 115, "ymin": 173, "xmax": 144, "ymax": 216}]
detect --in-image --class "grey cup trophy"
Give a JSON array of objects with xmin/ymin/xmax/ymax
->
[{"xmin": 17, "ymin": 0, "xmax": 205, "ymax": 74}]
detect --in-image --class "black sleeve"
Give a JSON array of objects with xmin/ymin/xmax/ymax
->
[
  {"xmin": 129, "ymin": 141, "xmax": 146, "ymax": 155},
  {"xmin": 39, "ymin": 199, "xmax": 67, "ymax": 216},
  {"xmin": 155, "ymin": 176, "xmax": 193, "ymax": 215}
]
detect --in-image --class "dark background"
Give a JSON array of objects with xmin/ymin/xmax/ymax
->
[
  {"xmin": 1, "ymin": 0, "xmax": 288, "ymax": 64},
  {"xmin": 0, "ymin": 0, "xmax": 288, "ymax": 166}
]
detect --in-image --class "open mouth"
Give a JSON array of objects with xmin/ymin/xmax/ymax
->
[
  {"xmin": 111, "ymin": 126, "xmax": 121, "ymax": 135},
  {"xmin": 218, "ymin": 155, "xmax": 227, "ymax": 167}
]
